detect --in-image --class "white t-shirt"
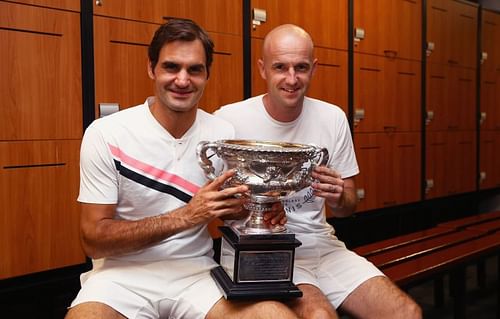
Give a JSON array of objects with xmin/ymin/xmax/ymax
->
[
  {"xmin": 215, "ymin": 95, "xmax": 359, "ymax": 238},
  {"xmin": 79, "ymin": 97, "xmax": 235, "ymax": 262}
]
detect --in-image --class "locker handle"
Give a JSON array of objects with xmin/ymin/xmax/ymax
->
[
  {"xmin": 448, "ymin": 59, "xmax": 459, "ymax": 65},
  {"xmin": 95, "ymin": 0, "xmax": 103, "ymax": 6},
  {"xmin": 384, "ymin": 50, "xmax": 398, "ymax": 58},
  {"xmin": 383, "ymin": 126, "xmax": 397, "ymax": 132}
]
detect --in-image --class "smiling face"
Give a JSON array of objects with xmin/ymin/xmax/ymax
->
[
  {"xmin": 258, "ymin": 25, "xmax": 317, "ymax": 122},
  {"xmin": 148, "ymin": 39, "xmax": 208, "ymax": 114}
]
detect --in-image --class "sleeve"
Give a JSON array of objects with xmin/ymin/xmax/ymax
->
[
  {"xmin": 77, "ymin": 124, "xmax": 119, "ymax": 204},
  {"xmin": 330, "ymin": 112, "xmax": 359, "ymax": 179}
]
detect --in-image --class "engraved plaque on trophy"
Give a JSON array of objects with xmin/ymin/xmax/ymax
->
[{"xmin": 197, "ymin": 140, "xmax": 328, "ymax": 300}]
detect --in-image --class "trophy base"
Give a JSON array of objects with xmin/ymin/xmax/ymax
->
[
  {"xmin": 211, "ymin": 266, "xmax": 303, "ymax": 300},
  {"xmin": 215, "ymin": 226, "xmax": 302, "ymax": 300}
]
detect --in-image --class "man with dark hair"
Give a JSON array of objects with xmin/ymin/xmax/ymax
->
[{"xmin": 65, "ymin": 18, "xmax": 296, "ymax": 319}]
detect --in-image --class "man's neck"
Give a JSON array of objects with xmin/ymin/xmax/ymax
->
[
  {"xmin": 262, "ymin": 94, "xmax": 303, "ymax": 123},
  {"xmin": 149, "ymin": 100, "xmax": 197, "ymax": 139}
]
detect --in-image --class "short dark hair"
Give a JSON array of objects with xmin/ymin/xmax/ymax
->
[{"xmin": 148, "ymin": 18, "xmax": 214, "ymax": 78}]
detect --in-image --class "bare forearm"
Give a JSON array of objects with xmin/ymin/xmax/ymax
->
[{"xmin": 82, "ymin": 206, "xmax": 195, "ymax": 259}]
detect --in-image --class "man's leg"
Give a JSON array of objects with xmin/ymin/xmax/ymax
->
[
  {"xmin": 207, "ymin": 298, "xmax": 299, "ymax": 319},
  {"xmin": 339, "ymin": 276, "xmax": 422, "ymax": 319},
  {"xmin": 65, "ymin": 302, "xmax": 126, "ymax": 319},
  {"xmin": 287, "ymin": 284, "xmax": 339, "ymax": 319}
]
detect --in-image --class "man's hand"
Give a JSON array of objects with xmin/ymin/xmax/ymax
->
[
  {"xmin": 311, "ymin": 166, "xmax": 356, "ymax": 217},
  {"xmin": 185, "ymin": 170, "xmax": 249, "ymax": 226},
  {"xmin": 263, "ymin": 202, "xmax": 287, "ymax": 226}
]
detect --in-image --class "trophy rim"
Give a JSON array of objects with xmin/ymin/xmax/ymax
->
[{"xmin": 216, "ymin": 139, "xmax": 317, "ymax": 153}]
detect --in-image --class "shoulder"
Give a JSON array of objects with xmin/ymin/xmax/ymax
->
[
  {"xmin": 215, "ymin": 95, "xmax": 264, "ymax": 116},
  {"xmin": 304, "ymin": 97, "xmax": 346, "ymax": 118},
  {"xmin": 197, "ymin": 109, "xmax": 235, "ymax": 136}
]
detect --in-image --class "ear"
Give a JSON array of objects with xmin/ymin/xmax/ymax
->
[
  {"xmin": 258, "ymin": 58, "xmax": 266, "ymax": 80},
  {"xmin": 147, "ymin": 60, "xmax": 155, "ymax": 80},
  {"xmin": 310, "ymin": 58, "xmax": 318, "ymax": 77}
]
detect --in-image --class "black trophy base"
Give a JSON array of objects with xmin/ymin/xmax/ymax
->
[{"xmin": 211, "ymin": 266, "xmax": 303, "ymax": 300}]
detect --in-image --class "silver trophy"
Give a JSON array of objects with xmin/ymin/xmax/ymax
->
[{"xmin": 197, "ymin": 139, "xmax": 328, "ymax": 300}]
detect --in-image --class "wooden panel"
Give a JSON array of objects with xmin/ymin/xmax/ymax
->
[
  {"xmin": 479, "ymin": 131, "xmax": 500, "ymax": 189},
  {"xmin": 427, "ymin": 0, "xmax": 478, "ymax": 68},
  {"xmin": 93, "ymin": 16, "xmax": 156, "ymax": 115},
  {"xmin": 448, "ymin": 66, "xmax": 476, "ymax": 130},
  {"xmin": 480, "ymin": 76, "xmax": 500, "ymax": 130},
  {"xmin": 250, "ymin": 0, "xmax": 347, "ymax": 50},
  {"xmin": 427, "ymin": 0, "xmax": 451, "ymax": 65},
  {"xmin": 448, "ymin": 0, "xmax": 477, "ymax": 69},
  {"xmin": 199, "ymin": 33, "xmax": 243, "ymax": 113},
  {"xmin": 354, "ymin": 53, "xmax": 421, "ymax": 133},
  {"xmin": 425, "ymin": 131, "xmax": 448, "ymax": 199},
  {"xmin": 251, "ymin": 38, "xmax": 347, "ymax": 112},
  {"xmin": 427, "ymin": 63, "xmax": 476, "ymax": 131},
  {"xmin": 426, "ymin": 63, "xmax": 449, "ymax": 130},
  {"xmin": 450, "ymin": 131, "xmax": 477, "ymax": 194},
  {"xmin": 94, "ymin": 16, "xmax": 242, "ymax": 115},
  {"xmin": 354, "ymin": 0, "xmax": 421, "ymax": 61},
  {"xmin": 93, "ymin": 0, "xmax": 241, "ymax": 35},
  {"xmin": 426, "ymin": 131, "xmax": 477, "ymax": 199},
  {"xmin": 482, "ymin": 10, "xmax": 500, "ymax": 79},
  {"xmin": 0, "ymin": 2, "xmax": 82, "ymax": 140},
  {"xmin": 0, "ymin": 140, "xmax": 85, "ymax": 279},
  {"xmin": 355, "ymin": 132, "xmax": 421, "ymax": 212},
  {"xmin": 5, "ymin": 0, "xmax": 79, "ymax": 11}
]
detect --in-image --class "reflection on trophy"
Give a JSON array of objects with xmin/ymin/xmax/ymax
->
[{"xmin": 197, "ymin": 139, "xmax": 328, "ymax": 300}]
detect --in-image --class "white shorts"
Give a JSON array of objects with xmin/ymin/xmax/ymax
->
[
  {"xmin": 293, "ymin": 235, "xmax": 384, "ymax": 308},
  {"xmin": 69, "ymin": 256, "xmax": 223, "ymax": 319}
]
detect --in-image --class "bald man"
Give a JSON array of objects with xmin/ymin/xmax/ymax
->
[{"xmin": 215, "ymin": 24, "xmax": 422, "ymax": 319}]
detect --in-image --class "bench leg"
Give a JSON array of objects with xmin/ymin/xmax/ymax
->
[
  {"xmin": 450, "ymin": 268, "xmax": 466, "ymax": 319},
  {"xmin": 477, "ymin": 259, "xmax": 486, "ymax": 289},
  {"xmin": 434, "ymin": 276, "xmax": 444, "ymax": 307}
]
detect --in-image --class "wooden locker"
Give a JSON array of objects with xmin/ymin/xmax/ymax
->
[
  {"xmin": 3, "ymin": 0, "xmax": 79, "ymax": 11},
  {"xmin": 427, "ymin": 0, "xmax": 478, "ymax": 68},
  {"xmin": 426, "ymin": 131, "xmax": 477, "ymax": 199},
  {"xmin": 93, "ymin": 0, "xmax": 241, "ymax": 35},
  {"xmin": 355, "ymin": 132, "xmax": 421, "ymax": 212},
  {"xmin": 250, "ymin": 0, "xmax": 347, "ymax": 50},
  {"xmin": 448, "ymin": 66, "xmax": 476, "ymax": 131},
  {"xmin": 93, "ymin": 16, "xmax": 243, "ymax": 115},
  {"xmin": 353, "ymin": 53, "xmax": 421, "ymax": 133},
  {"xmin": 0, "ymin": 140, "xmax": 85, "ymax": 279},
  {"xmin": 0, "ymin": 2, "xmax": 82, "ymax": 140},
  {"xmin": 449, "ymin": 131, "xmax": 477, "ymax": 194},
  {"xmin": 482, "ymin": 10, "xmax": 500, "ymax": 80},
  {"xmin": 480, "ymin": 75, "xmax": 500, "ymax": 130},
  {"xmin": 354, "ymin": 0, "xmax": 421, "ymax": 61},
  {"xmin": 426, "ymin": 63, "xmax": 449, "ymax": 131},
  {"xmin": 448, "ymin": 0, "xmax": 477, "ymax": 69},
  {"xmin": 479, "ymin": 130, "xmax": 500, "ymax": 190},
  {"xmin": 251, "ymin": 39, "xmax": 348, "ymax": 112}
]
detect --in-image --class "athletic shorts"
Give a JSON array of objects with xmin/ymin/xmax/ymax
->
[
  {"xmin": 293, "ymin": 235, "xmax": 385, "ymax": 308},
  {"xmin": 69, "ymin": 256, "xmax": 223, "ymax": 319}
]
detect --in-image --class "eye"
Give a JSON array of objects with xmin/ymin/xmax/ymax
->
[
  {"xmin": 272, "ymin": 63, "xmax": 286, "ymax": 72},
  {"xmin": 188, "ymin": 64, "xmax": 206, "ymax": 75},
  {"xmin": 295, "ymin": 63, "xmax": 310, "ymax": 72},
  {"xmin": 163, "ymin": 62, "xmax": 180, "ymax": 73}
]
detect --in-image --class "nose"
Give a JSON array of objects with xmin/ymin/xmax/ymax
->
[
  {"xmin": 285, "ymin": 66, "xmax": 298, "ymax": 85},
  {"xmin": 175, "ymin": 69, "xmax": 190, "ymax": 88}
]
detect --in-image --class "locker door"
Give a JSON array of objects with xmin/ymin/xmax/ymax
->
[{"xmin": 425, "ymin": 131, "xmax": 448, "ymax": 199}]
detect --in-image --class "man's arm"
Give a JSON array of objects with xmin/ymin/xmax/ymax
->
[
  {"xmin": 80, "ymin": 170, "xmax": 248, "ymax": 259},
  {"xmin": 311, "ymin": 166, "xmax": 357, "ymax": 218}
]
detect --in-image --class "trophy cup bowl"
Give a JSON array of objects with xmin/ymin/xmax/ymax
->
[
  {"xmin": 197, "ymin": 139, "xmax": 329, "ymax": 234},
  {"xmin": 196, "ymin": 139, "xmax": 329, "ymax": 300}
]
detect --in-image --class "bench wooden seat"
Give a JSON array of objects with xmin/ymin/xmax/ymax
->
[
  {"xmin": 437, "ymin": 210, "xmax": 500, "ymax": 230},
  {"xmin": 352, "ymin": 212, "xmax": 500, "ymax": 319}
]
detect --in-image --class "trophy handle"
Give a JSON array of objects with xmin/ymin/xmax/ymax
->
[
  {"xmin": 313, "ymin": 146, "xmax": 329, "ymax": 167},
  {"xmin": 196, "ymin": 141, "xmax": 218, "ymax": 180}
]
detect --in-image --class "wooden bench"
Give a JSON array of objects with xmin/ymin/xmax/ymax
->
[{"xmin": 352, "ymin": 211, "xmax": 500, "ymax": 319}]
